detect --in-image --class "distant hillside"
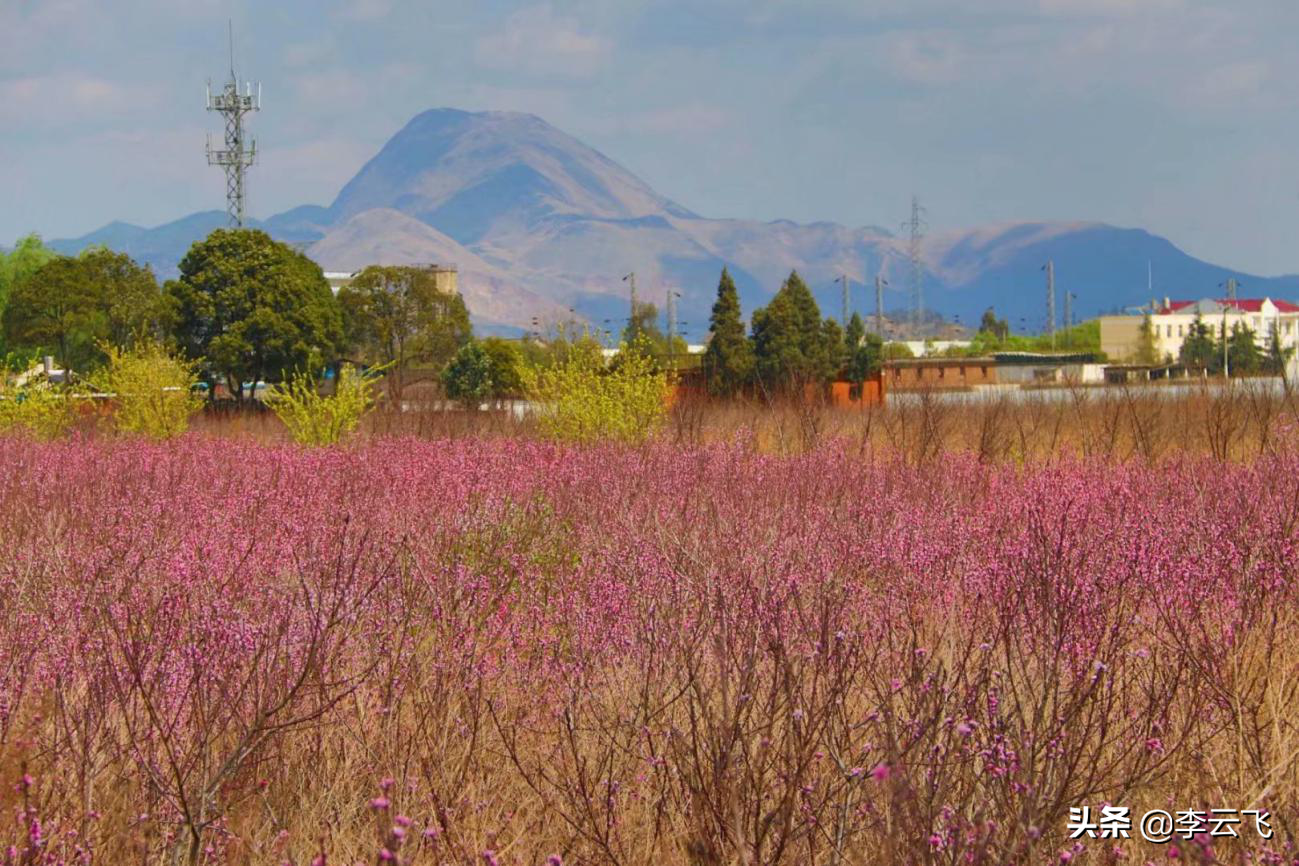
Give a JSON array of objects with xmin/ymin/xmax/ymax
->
[{"xmin": 51, "ymin": 108, "xmax": 1299, "ymax": 335}]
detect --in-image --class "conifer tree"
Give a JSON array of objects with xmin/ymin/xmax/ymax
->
[
  {"xmin": 751, "ymin": 270, "xmax": 836, "ymax": 390},
  {"xmin": 701, "ymin": 267, "xmax": 753, "ymax": 396}
]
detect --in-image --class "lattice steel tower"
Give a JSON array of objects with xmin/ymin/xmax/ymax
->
[
  {"xmin": 206, "ymin": 24, "xmax": 260, "ymax": 227},
  {"xmin": 903, "ymin": 196, "xmax": 927, "ymax": 336}
]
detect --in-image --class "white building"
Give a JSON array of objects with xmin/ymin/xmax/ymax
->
[{"xmin": 1100, "ymin": 297, "xmax": 1299, "ymax": 362}]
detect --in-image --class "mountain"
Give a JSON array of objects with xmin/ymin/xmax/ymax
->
[{"xmin": 51, "ymin": 108, "xmax": 1299, "ymax": 336}]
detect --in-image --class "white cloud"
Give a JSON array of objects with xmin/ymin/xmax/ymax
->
[
  {"xmin": 622, "ymin": 104, "xmax": 734, "ymax": 135},
  {"xmin": 1039, "ymin": 0, "xmax": 1184, "ymax": 14},
  {"xmin": 474, "ymin": 4, "xmax": 613, "ymax": 79},
  {"xmin": 332, "ymin": 0, "xmax": 393, "ymax": 22},
  {"xmin": 0, "ymin": 74, "xmax": 158, "ymax": 126}
]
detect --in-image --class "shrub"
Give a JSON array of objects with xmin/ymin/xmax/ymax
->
[
  {"xmin": 442, "ymin": 341, "xmax": 493, "ymax": 407},
  {"xmin": 0, "ymin": 382, "xmax": 73, "ymax": 439},
  {"xmin": 92, "ymin": 338, "xmax": 205, "ymax": 439},
  {"xmin": 263, "ymin": 363, "xmax": 381, "ymax": 446},
  {"xmin": 524, "ymin": 338, "xmax": 669, "ymax": 443}
]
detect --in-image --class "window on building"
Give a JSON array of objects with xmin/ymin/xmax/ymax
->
[{"xmin": 1178, "ymin": 325, "xmax": 1184, "ymax": 337}]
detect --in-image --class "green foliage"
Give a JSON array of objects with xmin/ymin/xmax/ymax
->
[
  {"xmin": 524, "ymin": 337, "xmax": 669, "ymax": 444},
  {"xmin": 1265, "ymin": 323, "xmax": 1294, "ymax": 375},
  {"xmin": 338, "ymin": 265, "xmax": 472, "ymax": 400},
  {"xmin": 263, "ymin": 364, "xmax": 381, "ymax": 446},
  {"xmin": 750, "ymin": 270, "xmax": 837, "ymax": 391},
  {"xmin": 167, "ymin": 229, "xmax": 343, "ymax": 401},
  {"xmin": 880, "ymin": 341, "xmax": 915, "ymax": 361},
  {"xmin": 1133, "ymin": 315, "xmax": 1160, "ymax": 365},
  {"xmin": 1227, "ymin": 322, "xmax": 1262, "ymax": 375},
  {"xmin": 2, "ymin": 248, "xmax": 164, "ymax": 374},
  {"xmin": 701, "ymin": 267, "xmax": 754, "ymax": 396},
  {"xmin": 480, "ymin": 337, "xmax": 526, "ymax": 398},
  {"xmin": 0, "ymin": 383, "xmax": 74, "ymax": 439},
  {"xmin": 91, "ymin": 338, "xmax": 204, "ymax": 439},
  {"xmin": 843, "ymin": 332, "xmax": 885, "ymax": 381},
  {"xmin": 0, "ymin": 235, "xmax": 58, "ymax": 354},
  {"xmin": 442, "ymin": 342, "xmax": 493, "ymax": 406},
  {"xmin": 621, "ymin": 300, "xmax": 688, "ymax": 371},
  {"xmin": 978, "ymin": 308, "xmax": 1010, "ymax": 341},
  {"xmin": 963, "ymin": 319, "xmax": 1103, "ymax": 356},
  {"xmin": 1179, "ymin": 315, "xmax": 1217, "ymax": 371}
]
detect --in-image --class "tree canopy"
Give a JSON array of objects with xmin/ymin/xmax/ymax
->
[
  {"xmin": 750, "ymin": 271, "xmax": 836, "ymax": 391},
  {"xmin": 338, "ymin": 264, "xmax": 472, "ymax": 400},
  {"xmin": 167, "ymin": 229, "xmax": 343, "ymax": 400},
  {"xmin": 701, "ymin": 267, "xmax": 753, "ymax": 396},
  {"xmin": 2, "ymin": 247, "xmax": 164, "ymax": 374}
]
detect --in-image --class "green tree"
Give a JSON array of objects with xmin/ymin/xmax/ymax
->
[
  {"xmin": 844, "ymin": 312, "xmax": 865, "ymax": 352},
  {"xmin": 750, "ymin": 271, "xmax": 835, "ymax": 391},
  {"xmin": 701, "ymin": 267, "xmax": 754, "ymax": 396},
  {"xmin": 822, "ymin": 317, "xmax": 846, "ymax": 378},
  {"xmin": 623, "ymin": 301, "xmax": 664, "ymax": 347},
  {"xmin": 441, "ymin": 341, "xmax": 493, "ymax": 407},
  {"xmin": 1178, "ymin": 315, "xmax": 1217, "ymax": 371},
  {"xmin": 843, "ymin": 332, "xmax": 884, "ymax": 381},
  {"xmin": 524, "ymin": 337, "xmax": 669, "ymax": 444},
  {"xmin": 1133, "ymin": 314, "xmax": 1160, "ymax": 365},
  {"xmin": 480, "ymin": 337, "xmax": 526, "ymax": 399},
  {"xmin": 1227, "ymin": 322, "xmax": 1262, "ymax": 375},
  {"xmin": 1265, "ymin": 322, "xmax": 1294, "ymax": 375},
  {"xmin": 978, "ymin": 307, "xmax": 1010, "ymax": 342},
  {"xmin": 0, "ymin": 234, "xmax": 58, "ymax": 353},
  {"xmin": 338, "ymin": 265, "xmax": 472, "ymax": 400},
  {"xmin": 3, "ymin": 248, "xmax": 164, "ymax": 375},
  {"xmin": 167, "ymin": 229, "xmax": 343, "ymax": 401},
  {"xmin": 880, "ymin": 342, "xmax": 915, "ymax": 361}
]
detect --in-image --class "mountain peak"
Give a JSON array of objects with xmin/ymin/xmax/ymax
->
[{"xmin": 329, "ymin": 107, "xmax": 692, "ymax": 246}]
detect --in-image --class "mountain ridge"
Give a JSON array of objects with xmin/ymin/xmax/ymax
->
[{"xmin": 50, "ymin": 108, "xmax": 1299, "ymax": 335}]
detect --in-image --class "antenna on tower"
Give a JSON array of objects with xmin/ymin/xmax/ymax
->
[
  {"xmin": 206, "ymin": 21, "xmax": 260, "ymax": 227},
  {"xmin": 901, "ymin": 196, "xmax": 927, "ymax": 337}
]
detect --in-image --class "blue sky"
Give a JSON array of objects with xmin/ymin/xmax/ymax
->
[{"xmin": 4, "ymin": 0, "xmax": 1298, "ymax": 274}]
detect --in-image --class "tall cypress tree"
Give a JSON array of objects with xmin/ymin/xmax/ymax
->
[
  {"xmin": 751, "ymin": 270, "xmax": 836, "ymax": 390},
  {"xmin": 844, "ymin": 312, "xmax": 866, "ymax": 352},
  {"xmin": 701, "ymin": 267, "xmax": 753, "ymax": 396}
]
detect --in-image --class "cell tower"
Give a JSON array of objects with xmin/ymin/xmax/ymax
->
[
  {"xmin": 206, "ymin": 22, "xmax": 260, "ymax": 227},
  {"xmin": 839, "ymin": 274, "xmax": 851, "ymax": 325},
  {"xmin": 902, "ymin": 196, "xmax": 926, "ymax": 336}
]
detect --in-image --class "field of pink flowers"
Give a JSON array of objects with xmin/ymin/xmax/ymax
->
[{"xmin": 2, "ymin": 434, "xmax": 1299, "ymax": 865}]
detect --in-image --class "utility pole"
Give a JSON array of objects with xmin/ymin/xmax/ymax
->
[
  {"xmin": 875, "ymin": 275, "xmax": 887, "ymax": 338},
  {"xmin": 622, "ymin": 272, "xmax": 637, "ymax": 333},
  {"xmin": 839, "ymin": 274, "xmax": 851, "ymax": 325},
  {"xmin": 1223, "ymin": 309, "xmax": 1230, "ymax": 379},
  {"xmin": 1226, "ymin": 277, "xmax": 1238, "ymax": 301},
  {"xmin": 1043, "ymin": 259, "xmax": 1056, "ymax": 350},
  {"xmin": 206, "ymin": 21, "xmax": 260, "ymax": 227},
  {"xmin": 1063, "ymin": 291, "xmax": 1074, "ymax": 348}
]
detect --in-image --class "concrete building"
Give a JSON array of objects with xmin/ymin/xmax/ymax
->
[
  {"xmin": 1100, "ymin": 297, "xmax": 1299, "ymax": 362},
  {"xmin": 323, "ymin": 265, "xmax": 459, "ymax": 296}
]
